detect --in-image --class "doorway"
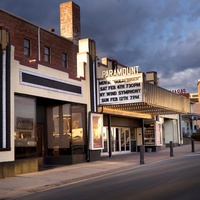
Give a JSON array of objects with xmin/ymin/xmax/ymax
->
[
  {"xmin": 120, "ymin": 128, "xmax": 130, "ymax": 151},
  {"xmin": 102, "ymin": 127, "xmax": 131, "ymax": 154}
]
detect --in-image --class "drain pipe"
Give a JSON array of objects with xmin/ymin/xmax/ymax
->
[{"xmin": 38, "ymin": 27, "xmax": 41, "ymax": 61}]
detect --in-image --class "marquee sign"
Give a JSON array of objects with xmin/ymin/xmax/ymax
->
[{"xmin": 97, "ymin": 67, "xmax": 143, "ymax": 105}]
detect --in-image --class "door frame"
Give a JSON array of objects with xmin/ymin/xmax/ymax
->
[
  {"xmin": 37, "ymin": 123, "xmax": 44, "ymax": 164},
  {"xmin": 102, "ymin": 127, "xmax": 131, "ymax": 154}
]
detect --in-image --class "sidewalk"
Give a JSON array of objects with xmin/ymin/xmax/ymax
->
[{"xmin": 1, "ymin": 143, "xmax": 200, "ymax": 200}]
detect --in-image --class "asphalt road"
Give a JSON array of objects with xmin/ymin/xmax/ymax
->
[{"xmin": 15, "ymin": 153, "xmax": 200, "ymax": 200}]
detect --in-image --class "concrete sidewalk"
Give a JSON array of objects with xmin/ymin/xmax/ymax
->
[{"xmin": 1, "ymin": 143, "xmax": 200, "ymax": 200}]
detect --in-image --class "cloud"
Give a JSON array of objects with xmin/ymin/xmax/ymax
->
[
  {"xmin": 159, "ymin": 68, "xmax": 200, "ymax": 93},
  {"xmin": 1, "ymin": 0, "xmax": 200, "ymax": 92}
]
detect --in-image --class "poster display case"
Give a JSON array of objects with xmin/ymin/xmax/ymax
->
[
  {"xmin": 144, "ymin": 121, "xmax": 163, "ymax": 151},
  {"xmin": 155, "ymin": 121, "xmax": 163, "ymax": 146},
  {"xmin": 89, "ymin": 112, "xmax": 104, "ymax": 150},
  {"xmin": 144, "ymin": 125, "xmax": 155, "ymax": 146}
]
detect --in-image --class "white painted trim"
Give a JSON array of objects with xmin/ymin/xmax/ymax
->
[
  {"xmin": 2, "ymin": 50, "xmax": 6, "ymax": 148},
  {"xmin": 19, "ymin": 69, "xmax": 82, "ymax": 96}
]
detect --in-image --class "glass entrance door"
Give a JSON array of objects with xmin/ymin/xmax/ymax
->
[
  {"xmin": 121, "ymin": 128, "xmax": 130, "ymax": 151},
  {"xmin": 102, "ymin": 127, "xmax": 130, "ymax": 153}
]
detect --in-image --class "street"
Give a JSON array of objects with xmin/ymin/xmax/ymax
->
[{"xmin": 15, "ymin": 153, "xmax": 200, "ymax": 200}]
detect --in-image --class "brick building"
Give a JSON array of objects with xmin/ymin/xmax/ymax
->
[{"xmin": 0, "ymin": 2, "xmax": 92, "ymax": 178}]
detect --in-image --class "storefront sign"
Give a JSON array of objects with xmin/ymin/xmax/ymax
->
[
  {"xmin": 171, "ymin": 88, "xmax": 186, "ymax": 94},
  {"xmin": 89, "ymin": 113, "xmax": 104, "ymax": 150},
  {"xmin": 98, "ymin": 70, "xmax": 143, "ymax": 105}
]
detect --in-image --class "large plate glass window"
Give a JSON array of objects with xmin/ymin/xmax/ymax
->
[{"xmin": 14, "ymin": 96, "xmax": 37, "ymax": 159}]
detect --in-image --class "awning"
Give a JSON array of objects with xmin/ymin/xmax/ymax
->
[
  {"xmin": 98, "ymin": 82, "xmax": 190, "ymax": 118},
  {"xmin": 181, "ymin": 113, "xmax": 200, "ymax": 120}
]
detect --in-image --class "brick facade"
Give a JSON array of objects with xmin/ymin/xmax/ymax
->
[{"xmin": 0, "ymin": 4, "xmax": 80, "ymax": 80}]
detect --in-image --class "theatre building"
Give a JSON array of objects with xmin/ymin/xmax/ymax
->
[
  {"xmin": 0, "ymin": 1, "xmax": 191, "ymax": 179},
  {"xmin": 78, "ymin": 46, "xmax": 190, "ymax": 158},
  {"xmin": 77, "ymin": 35, "xmax": 190, "ymax": 159}
]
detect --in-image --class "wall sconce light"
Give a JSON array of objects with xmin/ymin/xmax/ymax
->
[{"xmin": 29, "ymin": 59, "xmax": 36, "ymax": 63}]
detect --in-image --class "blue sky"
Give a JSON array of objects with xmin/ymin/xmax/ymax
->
[{"xmin": 1, "ymin": 0, "xmax": 200, "ymax": 93}]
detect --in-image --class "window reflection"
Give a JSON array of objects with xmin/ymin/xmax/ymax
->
[
  {"xmin": 47, "ymin": 105, "xmax": 71, "ymax": 156},
  {"xmin": 47, "ymin": 104, "xmax": 86, "ymax": 156},
  {"xmin": 71, "ymin": 105, "xmax": 86, "ymax": 154},
  {"xmin": 14, "ymin": 96, "xmax": 36, "ymax": 159},
  {"xmin": 72, "ymin": 112, "xmax": 83, "ymax": 144}
]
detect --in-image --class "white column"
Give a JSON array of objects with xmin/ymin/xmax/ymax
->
[{"xmin": 2, "ymin": 50, "xmax": 6, "ymax": 148}]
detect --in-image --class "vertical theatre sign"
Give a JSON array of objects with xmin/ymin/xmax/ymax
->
[
  {"xmin": 97, "ymin": 66, "xmax": 143, "ymax": 105},
  {"xmin": 0, "ymin": 27, "xmax": 10, "ymax": 150}
]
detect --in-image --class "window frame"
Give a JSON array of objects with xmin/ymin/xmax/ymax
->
[
  {"xmin": 14, "ymin": 95, "xmax": 37, "ymax": 159},
  {"xmin": 44, "ymin": 46, "xmax": 50, "ymax": 62},
  {"xmin": 24, "ymin": 38, "xmax": 30, "ymax": 57},
  {"xmin": 62, "ymin": 53, "xmax": 68, "ymax": 68}
]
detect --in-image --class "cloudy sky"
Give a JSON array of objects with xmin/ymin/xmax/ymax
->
[{"xmin": 1, "ymin": 0, "xmax": 200, "ymax": 93}]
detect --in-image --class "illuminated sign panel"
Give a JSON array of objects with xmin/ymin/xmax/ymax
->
[{"xmin": 98, "ymin": 67, "xmax": 143, "ymax": 105}]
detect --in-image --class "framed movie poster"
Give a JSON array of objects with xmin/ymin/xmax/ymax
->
[{"xmin": 89, "ymin": 112, "xmax": 104, "ymax": 150}]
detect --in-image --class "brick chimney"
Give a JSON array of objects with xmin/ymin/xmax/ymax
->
[{"xmin": 60, "ymin": 1, "xmax": 81, "ymax": 45}]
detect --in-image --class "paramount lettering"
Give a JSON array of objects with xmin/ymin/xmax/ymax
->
[{"xmin": 102, "ymin": 66, "xmax": 139, "ymax": 78}]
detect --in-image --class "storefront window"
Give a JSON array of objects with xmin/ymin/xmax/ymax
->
[
  {"xmin": 47, "ymin": 104, "xmax": 86, "ymax": 156},
  {"xmin": 47, "ymin": 104, "xmax": 71, "ymax": 156},
  {"xmin": 14, "ymin": 96, "xmax": 37, "ymax": 159},
  {"xmin": 71, "ymin": 105, "xmax": 86, "ymax": 154}
]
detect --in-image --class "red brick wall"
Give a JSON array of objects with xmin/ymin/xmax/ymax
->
[{"xmin": 0, "ymin": 9, "xmax": 79, "ymax": 80}]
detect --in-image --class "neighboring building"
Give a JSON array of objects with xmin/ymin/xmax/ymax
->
[
  {"xmin": 169, "ymin": 87, "xmax": 199, "ymax": 140},
  {"xmin": 188, "ymin": 80, "xmax": 200, "ymax": 134},
  {"xmin": 0, "ymin": 2, "xmax": 91, "ymax": 178},
  {"xmin": 189, "ymin": 93, "xmax": 198, "ymax": 102},
  {"xmin": 0, "ymin": 1, "xmax": 191, "ymax": 179},
  {"xmin": 179, "ymin": 80, "xmax": 200, "ymax": 139},
  {"xmin": 92, "ymin": 57, "xmax": 190, "ymax": 156}
]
